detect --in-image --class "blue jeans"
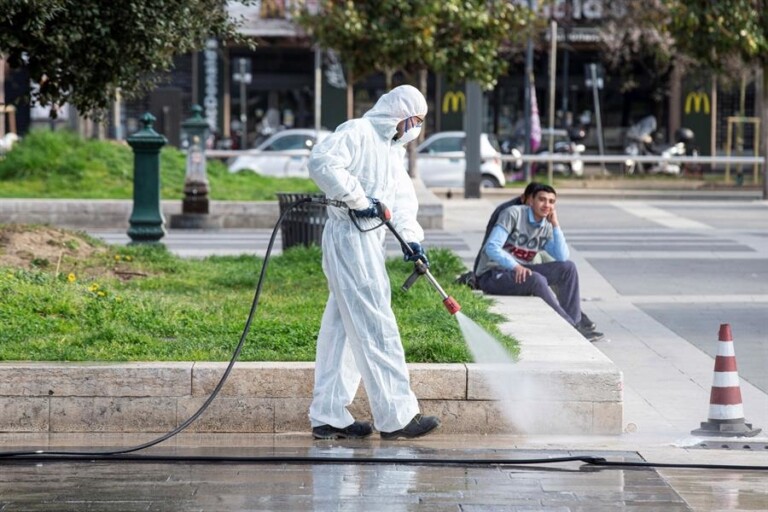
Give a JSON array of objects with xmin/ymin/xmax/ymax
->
[{"xmin": 477, "ymin": 260, "xmax": 582, "ymax": 326}]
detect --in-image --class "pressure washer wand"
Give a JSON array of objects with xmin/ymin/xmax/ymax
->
[
  {"xmin": 310, "ymin": 196, "xmax": 461, "ymax": 315},
  {"xmin": 374, "ymin": 202, "xmax": 462, "ymax": 316},
  {"xmin": 402, "ymin": 258, "xmax": 461, "ymax": 315}
]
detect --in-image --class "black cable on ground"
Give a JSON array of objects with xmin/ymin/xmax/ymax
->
[
  {"xmin": 0, "ymin": 197, "xmax": 313, "ymax": 459},
  {"xmin": 0, "ymin": 453, "xmax": 765, "ymax": 471}
]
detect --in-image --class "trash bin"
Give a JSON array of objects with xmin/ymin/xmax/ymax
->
[{"xmin": 276, "ymin": 192, "xmax": 329, "ymax": 249}]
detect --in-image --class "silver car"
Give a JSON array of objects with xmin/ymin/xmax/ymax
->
[
  {"xmin": 228, "ymin": 129, "xmax": 331, "ymax": 177},
  {"xmin": 411, "ymin": 131, "xmax": 506, "ymax": 188}
]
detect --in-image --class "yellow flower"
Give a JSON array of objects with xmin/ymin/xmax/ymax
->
[
  {"xmin": 114, "ymin": 254, "xmax": 121, "ymax": 261},
  {"xmin": 125, "ymin": 255, "xmax": 133, "ymax": 262},
  {"xmin": 88, "ymin": 283, "xmax": 100, "ymax": 292},
  {"xmin": 97, "ymin": 291, "xmax": 106, "ymax": 297},
  {"xmin": 67, "ymin": 273, "xmax": 76, "ymax": 283}
]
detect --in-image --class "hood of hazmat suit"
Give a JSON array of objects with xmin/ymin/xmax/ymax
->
[
  {"xmin": 307, "ymin": 85, "xmax": 427, "ymax": 432},
  {"xmin": 308, "ymin": 84, "xmax": 427, "ymax": 243}
]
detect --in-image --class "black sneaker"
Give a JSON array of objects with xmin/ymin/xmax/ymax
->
[
  {"xmin": 579, "ymin": 313, "xmax": 596, "ymax": 331},
  {"xmin": 576, "ymin": 324, "xmax": 605, "ymax": 343},
  {"xmin": 380, "ymin": 414, "xmax": 441, "ymax": 440},
  {"xmin": 312, "ymin": 420, "xmax": 373, "ymax": 440}
]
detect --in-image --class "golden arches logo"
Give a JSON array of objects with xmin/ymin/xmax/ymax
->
[
  {"xmin": 442, "ymin": 91, "xmax": 465, "ymax": 114},
  {"xmin": 685, "ymin": 91, "xmax": 710, "ymax": 114}
]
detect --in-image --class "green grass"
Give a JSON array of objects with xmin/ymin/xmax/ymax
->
[
  {"xmin": 0, "ymin": 226, "xmax": 517, "ymax": 363},
  {"xmin": 0, "ymin": 130, "xmax": 518, "ymax": 363},
  {"xmin": 0, "ymin": 129, "xmax": 320, "ymax": 200}
]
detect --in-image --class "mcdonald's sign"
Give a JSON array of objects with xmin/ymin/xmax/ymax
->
[
  {"xmin": 685, "ymin": 91, "xmax": 710, "ymax": 114},
  {"xmin": 442, "ymin": 91, "xmax": 466, "ymax": 114}
]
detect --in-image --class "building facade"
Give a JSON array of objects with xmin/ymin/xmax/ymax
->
[{"xmin": 3, "ymin": 0, "xmax": 761, "ymax": 161}]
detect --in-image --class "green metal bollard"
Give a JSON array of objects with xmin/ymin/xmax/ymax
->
[{"xmin": 127, "ymin": 113, "xmax": 167, "ymax": 243}]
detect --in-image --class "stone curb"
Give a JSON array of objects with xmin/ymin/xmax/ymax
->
[
  {"xmin": 0, "ymin": 181, "xmax": 445, "ymax": 230},
  {"xmin": 0, "ymin": 298, "xmax": 622, "ymax": 436}
]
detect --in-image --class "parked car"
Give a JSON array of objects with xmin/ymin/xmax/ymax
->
[
  {"xmin": 412, "ymin": 131, "xmax": 505, "ymax": 188},
  {"xmin": 228, "ymin": 129, "xmax": 331, "ymax": 177}
]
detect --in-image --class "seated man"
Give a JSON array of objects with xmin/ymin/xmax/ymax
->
[
  {"xmin": 475, "ymin": 181, "xmax": 545, "ymax": 266},
  {"xmin": 475, "ymin": 183, "xmax": 603, "ymax": 342}
]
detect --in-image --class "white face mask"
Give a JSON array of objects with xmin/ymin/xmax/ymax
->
[{"xmin": 394, "ymin": 125, "xmax": 421, "ymax": 146}]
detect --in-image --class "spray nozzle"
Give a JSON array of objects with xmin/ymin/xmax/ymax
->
[{"xmin": 443, "ymin": 296, "xmax": 461, "ymax": 315}]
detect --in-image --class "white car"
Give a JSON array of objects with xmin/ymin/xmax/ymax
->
[
  {"xmin": 412, "ymin": 131, "xmax": 506, "ymax": 188},
  {"xmin": 228, "ymin": 129, "xmax": 331, "ymax": 177}
]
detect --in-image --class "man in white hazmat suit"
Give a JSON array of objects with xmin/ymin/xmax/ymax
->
[{"xmin": 307, "ymin": 85, "xmax": 441, "ymax": 440}]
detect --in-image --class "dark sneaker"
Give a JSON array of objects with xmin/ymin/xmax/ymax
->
[
  {"xmin": 380, "ymin": 414, "xmax": 441, "ymax": 440},
  {"xmin": 576, "ymin": 324, "xmax": 605, "ymax": 343},
  {"xmin": 312, "ymin": 420, "xmax": 373, "ymax": 440},
  {"xmin": 579, "ymin": 313, "xmax": 596, "ymax": 331}
]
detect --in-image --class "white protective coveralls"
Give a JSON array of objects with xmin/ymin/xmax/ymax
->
[{"xmin": 307, "ymin": 85, "xmax": 427, "ymax": 433}]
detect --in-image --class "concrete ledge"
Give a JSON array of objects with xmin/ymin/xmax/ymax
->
[
  {"xmin": 0, "ymin": 180, "xmax": 444, "ymax": 230},
  {"xmin": 0, "ymin": 298, "xmax": 622, "ymax": 436}
]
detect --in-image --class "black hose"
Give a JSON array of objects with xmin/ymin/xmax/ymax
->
[{"xmin": 0, "ymin": 453, "xmax": 765, "ymax": 471}]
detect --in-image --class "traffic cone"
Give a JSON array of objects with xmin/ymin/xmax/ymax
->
[{"xmin": 691, "ymin": 324, "xmax": 762, "ymax": 437}]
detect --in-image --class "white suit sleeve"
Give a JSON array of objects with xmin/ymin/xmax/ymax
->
[
  {"xmin": 307, "ymin": 128, "xmax": 369, "ymax": 210},
  {"xmin": 390, "ymin": 156, "xmax": 424, "ymax": 243}
]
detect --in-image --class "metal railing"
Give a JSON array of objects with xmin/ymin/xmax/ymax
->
[
  {"xmin": 498, "ymin": 154, "xmax": 765, "ymax": 166},
  {"xmin": 204, "ymin": 149, "xmax": 765, "ymax": 184}
]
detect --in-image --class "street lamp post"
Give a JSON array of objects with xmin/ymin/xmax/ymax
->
[{"xmin": 232, "ymin": 58, "xmax": 252, "ymax": 150}]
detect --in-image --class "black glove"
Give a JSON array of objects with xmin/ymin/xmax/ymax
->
[
  {"xmin": 403, "ymin": 241, "xmax": 429, "ymax": 268},
  {"xmin": 352, "ymin": 197, "xmax": 380, "ymax": 219}
]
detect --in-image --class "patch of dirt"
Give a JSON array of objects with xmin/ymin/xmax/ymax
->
[{"xmin": 0, "ymin": 225, "xmax": 111, "ymax": 277}]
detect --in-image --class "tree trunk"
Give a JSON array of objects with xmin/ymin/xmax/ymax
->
[
  {"xmin": 0, "ymin": 55, "xmax": 5, "ymax": 136},
  {"xmin": 346, "ymin": 71, "xmax": 354, "ymax": 120},
  {"xmin": 760, "ymin": 66, "xmax": 767, "ymax": 200},
  {"xmin": 406, "ymin": 70, "xmax": 428, "ymax": 180}
]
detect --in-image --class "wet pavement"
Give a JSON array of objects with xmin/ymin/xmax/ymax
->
[
  {"xmin": 0, "ymin": 444, "xmax": 684, "ymax": 511},
  {"xmin": 1, "ymin": 434, "xmax": 766, "ymax": 511}
]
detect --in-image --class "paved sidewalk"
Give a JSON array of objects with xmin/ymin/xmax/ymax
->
[{"xmin": 1, "ymin": 432, "xmax": 766, "ymax": 511}]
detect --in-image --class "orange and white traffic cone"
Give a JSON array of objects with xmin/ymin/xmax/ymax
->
[{"xmin": 691, "ymin": 324, "xmax": 762, "ymax": 437}]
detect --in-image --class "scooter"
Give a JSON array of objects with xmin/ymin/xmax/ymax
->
[
  {"xmin": 623, "ymin": 116, "xmax": 697, "ymax": 175},
  {"xmin": 499, "ymin": 138, "xmax": 524, "ymax": 175},
  {"xmin": 532, "ymin": 126, "xmax": 587, "ymax": 177}
]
